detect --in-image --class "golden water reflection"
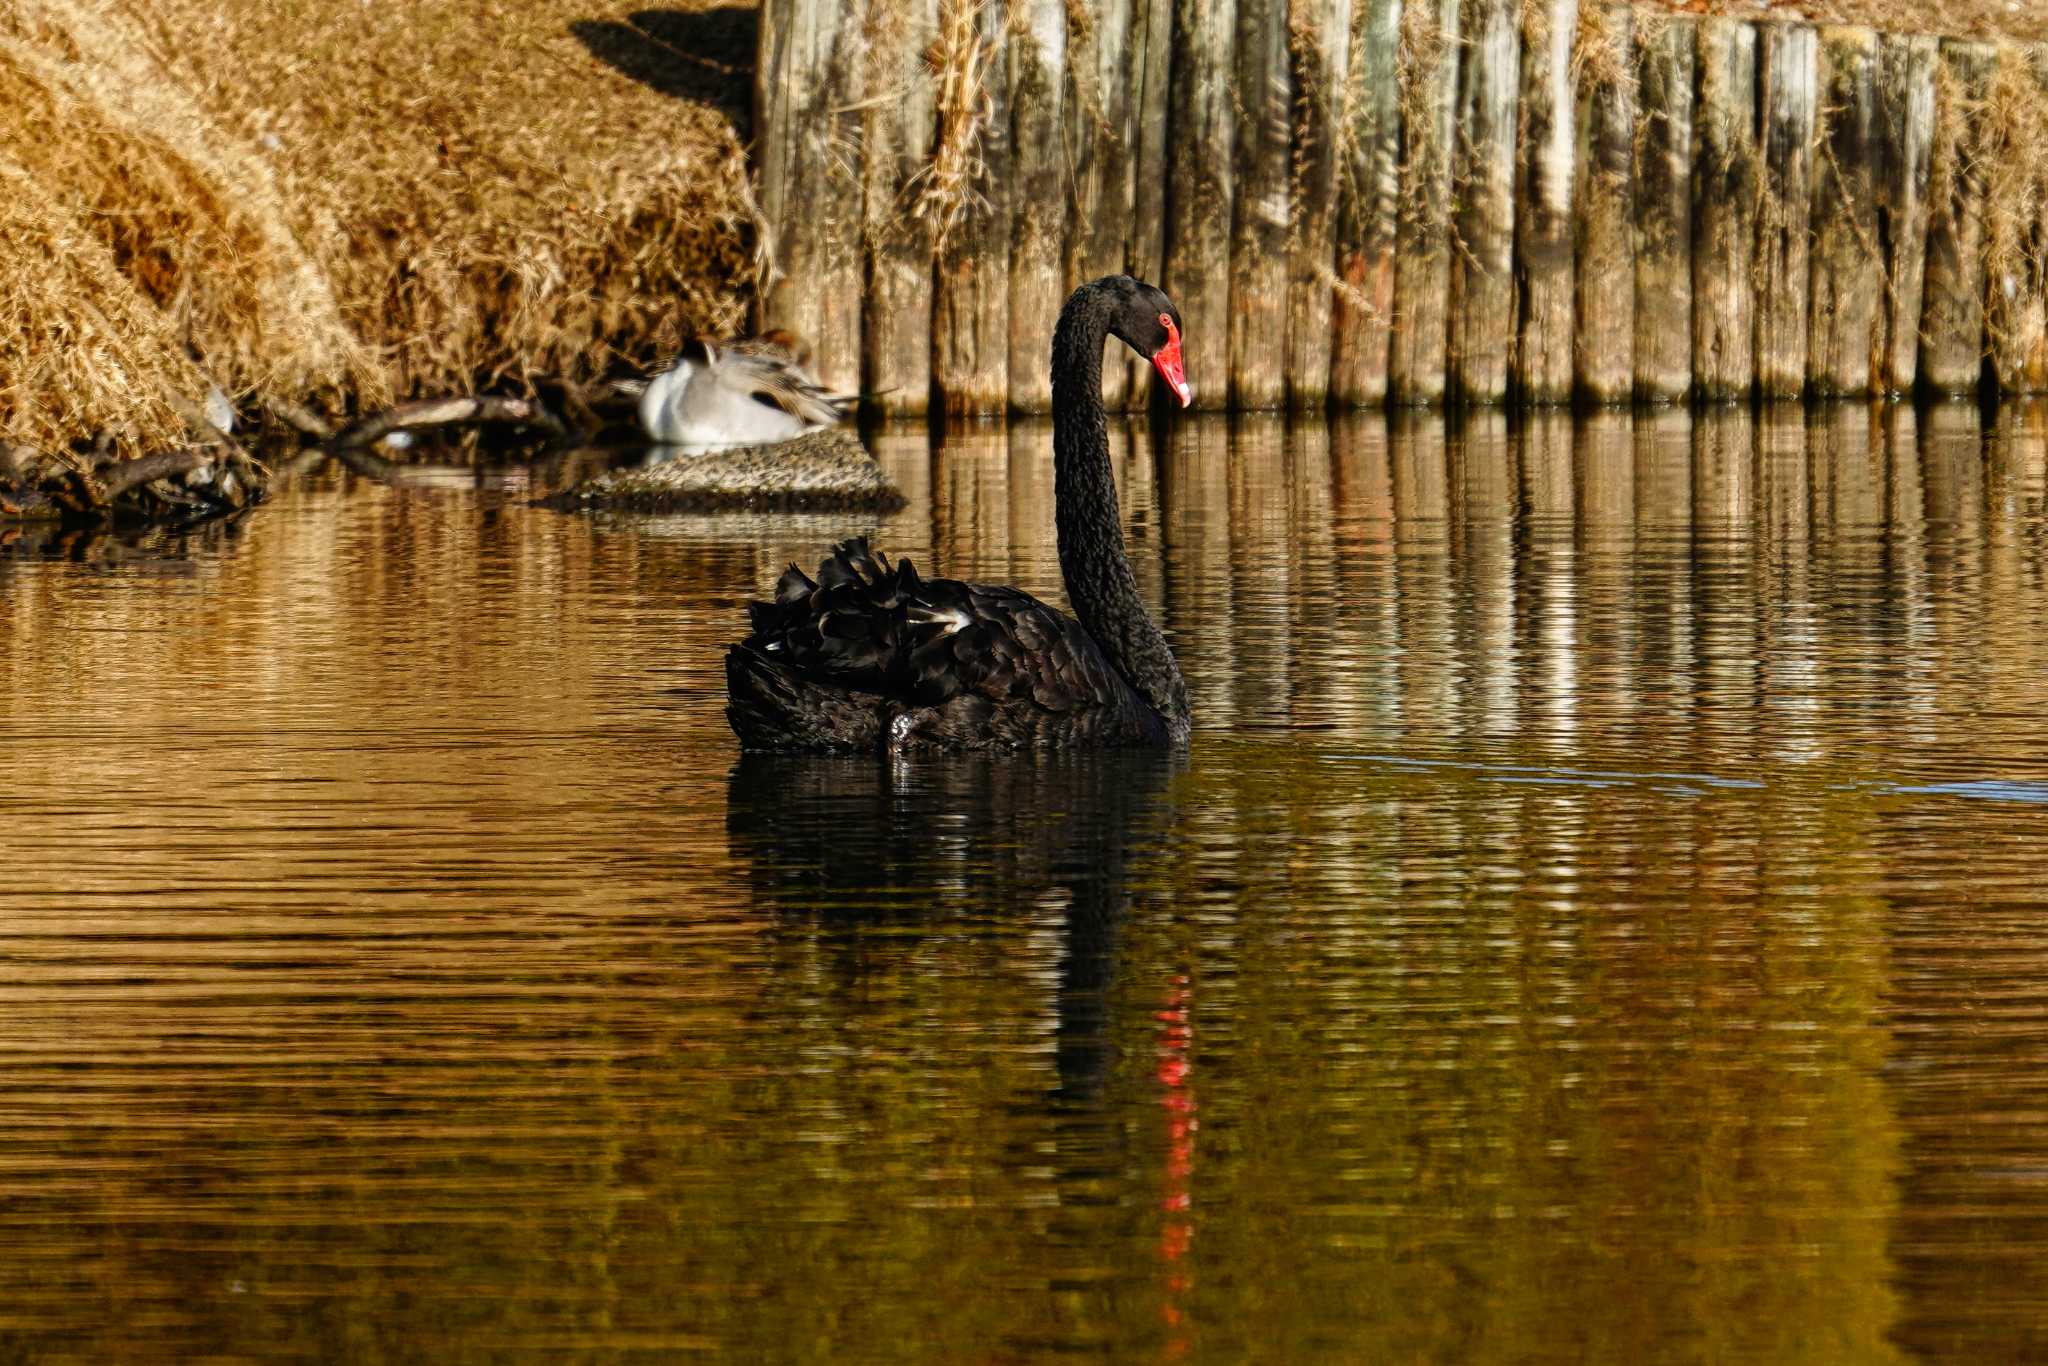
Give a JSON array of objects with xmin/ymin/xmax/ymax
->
[{"xmin": 1, "ymin": 405, "xmax": 2046, "ymax": 1359}]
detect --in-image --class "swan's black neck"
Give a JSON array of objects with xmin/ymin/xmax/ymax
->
[{"xmin": 1051, "ymin": 283, "xmax": 1190, "ymax": 738}]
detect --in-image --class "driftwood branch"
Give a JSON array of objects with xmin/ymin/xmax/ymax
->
[
  {"xmin": 91, "ymin": 448, "xmax": 211, "ymax": 504},
  {"xmin": 328, "ymin": 396, "xmax": 567, "ymax": 451},
  {"xmin": 264, "ymin": 395, "xmax": 337, "ymax": 441}
]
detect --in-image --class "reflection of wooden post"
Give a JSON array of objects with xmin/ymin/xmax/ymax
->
[
  {"xmin": 1876, "ymin": 33, "xmax": 1938, "ymax": 395},
  {"xmin": 863, "ymin": 0, "xmax": 939, "ymax": 414},
  {"xmin": 1809, "ymin": 27, "xmax": 1881, "ymax": 397},
  {"xmin": 1389, "ymin": 0, "xmax": 1459, "ymax": 405},
  {"xmin": 1330, "ymin": 0, "xmax": 1404, "ymax": 405},
  {"xmin": 1285, "ymin": 1, "xmax": 1351, "ymax": 408},
  {"xmin": 1922, "ymin": 41, "xmax": 1994, "ymax": 395},
  {"xmin": 1065, "ymin": 0, "xmax": 1136, "ymax": 407},
  {"xmin": 1633, "ymin": 16, "xmax": 1695, "ymax": 404},
  {"xmin": 1165, "ymin": 0, "xmax": 1235, "ymax": 408},
  {"xmin": 756, "ymin": 0, "xmax": 864, "ymax": 394},
  {"xmin": 1448, "ymin": 0, "xmax": 1519, "ymax": 406},
  {"xmin": 1230, "ymin": 0, "xmax": 1292, "ymax": 409},
  {"xmin": 1756, "ymin": 23, "xmax": 1817, "ymax": 399},
  {"xmin": 1691, "ymin": 405, "xmax": 1755, "ymax": 528},
  {"xmin": 1573, "ymin": 4, "xmax": 1634, "ymax": 405},
  {"xmin": 1008, "ymin": 0, "xmax": 1066, "ymax": 412},
  {"xmin": 1984, "ymin": 44, "xmax": 2048, "ymax": 394},
  {"xmin": 933, "ymin": 0, "xmax": 1012, "ymax": 414},
  {"xmin": 1693, "ymin": 18, "xmax": 1757, "ymax": 401},
  {"xmin": 1514, "ymin": 0, "xmax": 1576, "ymax": 405}
]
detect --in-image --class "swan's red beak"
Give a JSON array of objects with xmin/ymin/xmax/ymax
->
[{"xmin": 1151, "ymin": 316, "xmax": 1191, "ymax": 408}]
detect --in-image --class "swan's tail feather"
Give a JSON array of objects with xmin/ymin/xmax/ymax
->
[{"xmin": 725, "ymin": 644, "xmax": 883, "ymax": 751}]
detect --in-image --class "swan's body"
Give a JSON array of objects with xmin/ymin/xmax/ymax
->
[
  {"xmin": 638, "ymin": 336, "xmax": 852, "ymax": 449},
  {"xmin": 725, "ymin": 276, "xmax": 1193, "ymax": 752}
]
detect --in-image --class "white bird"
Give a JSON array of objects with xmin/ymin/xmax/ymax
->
[{"xmin": 635, "ymin": 334, "xmax": 853, "ymax": 450}]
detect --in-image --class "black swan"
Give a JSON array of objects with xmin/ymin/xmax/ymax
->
[{"xmin": 725, "ymin": 275, "xmax": 1192, "ymax": 751}]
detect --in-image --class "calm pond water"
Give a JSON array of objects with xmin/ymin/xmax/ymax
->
[{"xmin": 2, "ymin": 405, "xmax": 2047, "ymax": 1361}]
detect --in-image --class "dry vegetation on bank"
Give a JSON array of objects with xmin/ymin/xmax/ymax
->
[
  {"xmin": 1680, "ymin": 1, "xmax": 2047, "ymax": 43},
  {"xmin": 2, "ymin": 0, "xmax": 756, "ymax": 466}
]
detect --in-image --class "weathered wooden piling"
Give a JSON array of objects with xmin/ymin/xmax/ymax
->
[
  {"xmin": 1284, "ymin": 1, "xmax": 1351, "ymax": 407},
  {"xmin": 1389, "ymin": 0, "xmax": 1459, "ymax": 405},
  {"xmin": 1065, "ymin": 0, "xmax": 1136, "ymax": 407},
  {"xmin": 1122, "ymin": 0, "xmax": 1177, "ymax": 406},
  {"xmin": 1755, "ymin": 21, "xmax": 1817, "ymax": 399},
  {"xmin": 1229, "ymin": 0, "xmax": 1293, "ymax": 409},
  {"xmin": 863, "ymin": 0, "xmax": 939, "ymax": 415},
  {"xmin": 1447, "ymin": 0, "xmax": 1520, "ymax": 405},
  {"xmin": 1983, "ymin": 42, "xmax": 2048, "ymax": 394},
  {"xmin": 1007, "ymin": 0, "xmax": 1066, "ymax": 412},
  {"xmin": 1921, "ymin": 40, "xmax": 1995, "ymax": 395},
  {"xmin": 1513, "ymin": 0, "xmax": 1577, "ymax": 405},
  {"xmin": 1809, "ymin": 27, "xmax": 1881, "ymax": 397},
  {"xmin": 1165, "ymin": 0, "xmax": 1235, "ymax": 408},
  {"xmin": 1692, "ymin": 18, "xmax": 1758, "ymax": 400},
  {"xmin": 933, "ymin": 0, "xmax": 1012, "ymax": 415},
  {"xmin": 1875, "ymin": 33, "xmax": 1938, "ymax": 394},
  {"xmin": 1633, "ymin": 15, "xmax": 1695, "ymax": 404},
  {"xmin": 1573, "ymin": 3, "xmax": 1635, "ymax": 405},
  {"xmin": 756, "ymin": 0, "xmax": 865, "ymax": 395},
  {"xmin": 1330, "ymin": 0, "xmax": 1404, "ymax": 406}
]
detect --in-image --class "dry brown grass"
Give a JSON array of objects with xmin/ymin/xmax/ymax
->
[
  {"xmin": 3, "ymin": 0, "xmax": 756, "ymax": 464},
  {"xmin": 1654, "ymin": 0, "xmax": 2048, "ymax": 43}
]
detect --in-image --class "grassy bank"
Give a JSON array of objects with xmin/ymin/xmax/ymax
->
[{"xmin": 2, "ymin": 0, "xmax": 755, "ymax": 465}]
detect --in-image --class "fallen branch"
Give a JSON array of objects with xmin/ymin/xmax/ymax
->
[
  {"xmin": 328, "ymin": 395, "xmax": 567, "ymax": 451},
  {"xmin": 91, "ymin": 448, "xmax": 211, "ymax": 504}
]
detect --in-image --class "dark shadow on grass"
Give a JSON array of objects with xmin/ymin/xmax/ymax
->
[{"xmin": 570, "ymin": 7, "xmax": 756, "ymax": 123}]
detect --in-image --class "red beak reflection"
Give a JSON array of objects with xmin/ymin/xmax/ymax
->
[{"xmin": 1151, "ymin": 315, "xmax": 1191, "ymax": 408}]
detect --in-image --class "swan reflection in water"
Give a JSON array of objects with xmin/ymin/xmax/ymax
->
[{"xmin": 725, "ymin": 748, "xmax": 1178, "ymax": 1105}]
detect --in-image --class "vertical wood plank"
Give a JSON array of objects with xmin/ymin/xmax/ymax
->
[
  {"xmin": 1066, "ymin": 0, "xmax": 1139, "ymax": 407},
  {"xmin": 1008, "ymin": 0, "xmax": 1067, "ymax": 411},
  {"xmin": 1921, "ymin": 40, "xmax": 1995, "ymax": 395},
  {"xmin": 1447, "ymin": 0, "xmax": 1519, "ymax": 405},
  {"xmin": 1388, "ymin": 0, "xmax": 1459, "ymax": 405},
  {"xmin": 1330, "ymin": 0, "xmax": 1404, "ymax": 406},
  {"xmin": 1165, "ymin": 0, "xmax": 1237, "ymax": 407},
  {"xmin": 1633, "ymin": 15, "xmax": 1695, "ymax": 404},
  {"xmin": 933, "ymin": 0, "xmax": 1013, "ymax": 414},
  {"xmin": 1284, "ymin": 0, "xmax": 1352, "ymax": 408},
  {"xmin": 863, "ymin": 0, "xmax": 940, "ymax": 414},
  {"xmin": 1756, "ymin": 22, "xmax": 1817, "ymax": 398},
  {"xmin": 756, "ymin": 0, "xmax": 865, "ymax": 394},
  {"xmin": 1809, "ymin": 26, "xmax": 1881, "ymax": 397},
  {"xmin": 1984, "ymin": 42, "xmax": 2048, "ymax": 394},
  {"xmin": 1512, "ymin": 0, "xmax": 1576, "ymax": 405},
  {"xmin": 1230, "ymin": 0, "xmax": 1293, "ymax": 408},
  {"xmin": 1692, "ymin": 17, "xmax": 1758, "ymax": 400},
  {"xmin": 1572, "ymin": 3, "xmax": 1634, "ymax": 405},
  {"xmin": 1875, "ymin": 33, "xmax": 1938, "ymax": 395},
  {"xmin": 1124, "ymin": 0, "xmax": 1177, "ymax": 406}
]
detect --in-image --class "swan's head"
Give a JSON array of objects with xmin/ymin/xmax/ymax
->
[{"xmin": 1106, "ymin": 278, "xmax": 1191, "ymax": 408}]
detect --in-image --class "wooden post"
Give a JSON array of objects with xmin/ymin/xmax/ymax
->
[
  {"xmin": 1285, "ymin": 0, "xmax": 1352, "ymax": 408},
  {"xmin": 1066, "ymin": 0, "xmax": 1138, "ymax": 408},
  {"xmin": 1809, "ymin": 26, "xmax": 1881, "ymax": 397},
  {"xmin": 1573, "ymin": 3, "xmax": 1635, "ymax": 405},
  {"xmin": 1447, "ymin": 0, "xmax": 1519, "ymax": 406},
  {"xmin": 1633, "ymin": 15, "xmax": 1695, "ymax": 404},
  {"xmin": 863, "ymin": 0, "xmax": 940, "ymax": 415},
  {"xmin": 1875, "ymin": 33, "xmax": 1938, "ymax": 395},
  {"xmin": 933, "ymin": 0, "xmax": 1012, "ymax": 415},
  {"xmin": 1230, "ymin": 0, "xmax": 1293, "ymax": 409},
  {"xmin": 1513, "ymin": 0, "xmax": 1576, "ymax": 405},
  {"xmin": 1921, "ymin": 40, "xmax": 1995, "ymax": 395},
  {"xmin": 1008, "ymin": 0, "xmax": 1067, "ymax": 412},
  {"xmin": 1122, "ymin": 0, "xmax": 1177, "ymax": 407},
  {"xmin": 756, "ymin": 0, "xmax": 865, "ymax": 394},
  {"xmin": 1164, "ymin": 0, "xmax": 1236, "ymax": 408},
  {"xmin": 1692, "ymin": 18, "xmax": 1758, "ymax": 401},
  {"xmin": 1330, "ymin": 0, "xmax": 1404, "ymax": 406},
  {"xmin": 1983, "ymin": 43, "xmax": 2048, "ymax": 395},
  {"xmin": 1389, "ymin": 0, "xmax": 1459, "ymax": 405},
  {"xmin": 1756, "ymin": 22, "xmax": 1817, "ymax": 399}
]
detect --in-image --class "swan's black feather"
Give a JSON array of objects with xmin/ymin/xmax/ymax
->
[{"xmin": 726, "ymin": 537, "xmax": 1168, "ymax": 751}]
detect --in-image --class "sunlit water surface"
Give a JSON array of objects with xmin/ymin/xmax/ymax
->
[{"xmin": 3, "ymin": 406, "xmax": 2048, "ymax": 1361}]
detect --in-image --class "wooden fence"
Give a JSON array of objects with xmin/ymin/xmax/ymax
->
[{"xmin": 754, "ymin": 0, "xmax": 2048, "ymax": 413}]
